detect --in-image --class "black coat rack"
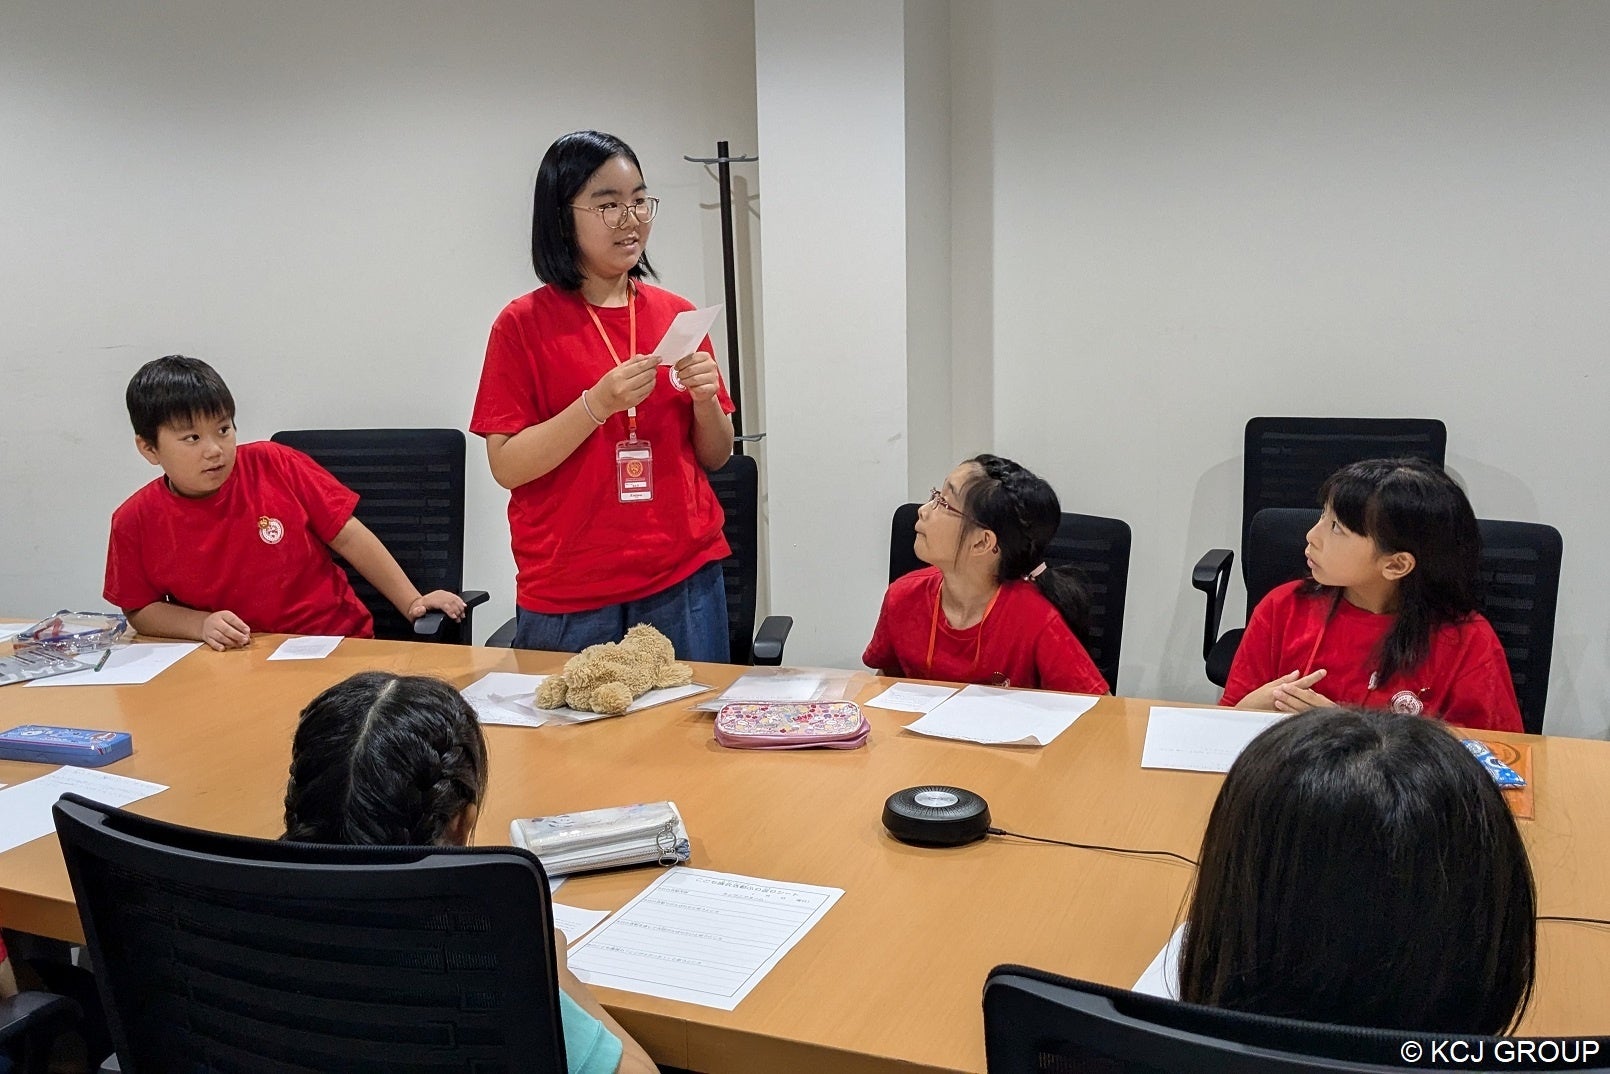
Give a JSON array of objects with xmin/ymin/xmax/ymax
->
[{"xmin": 685, "ymin": 141, "xmax": 760, "ymax": 453}]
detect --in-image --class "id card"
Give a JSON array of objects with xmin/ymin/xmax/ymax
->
[{"xmin": 616, "ymin": 439, "xmax": 654, "ymax": 503}]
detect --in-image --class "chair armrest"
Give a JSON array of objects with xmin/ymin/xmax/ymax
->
[
  {"xmin": 751, "ymin": 615, "xmax": 793, "ymax": 666},
  {"xmin": 413, "ymin": 591, "xmax": 491, "ymax": 642},
  {"xmin": 485, "ymin": 616, "xmax": 518, "ymax": 649},
  {"xmin": 0, "ymin": 989, "xmax": 78, "ymax": 1049},
  {"xmin": 1191, "ymin": 549, "xmax": 1234, "ymax": 662}
]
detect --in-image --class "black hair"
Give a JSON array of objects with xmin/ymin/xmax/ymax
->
[
  {"xmin": 957, "ymin": 454, "xmax": 1091, "ymax": 642},
  {"xmin": 530, "ymin": 129, "xmax": 658, "ymax": 291},
  {"xmin": 283, "ymin": 672, "xmax": 488, "ymax": 848},
  {"xmin": 1179, "ymin": 707, "xmax": 1536, "ymax": 1034},
  {"xmin": 1304, "ymin": 457, "xmax": 1483, "ymax": 685},
  {"xmin": 125, "ymin": 354, "xmax": 236, "ymax": 446}
]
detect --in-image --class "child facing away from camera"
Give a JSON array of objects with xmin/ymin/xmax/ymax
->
[
  {"xmin": 282, "ymin": 672, "xmax": 658, "ymax": 1074},
  {"xmin": 104, "ymin": 355, "xmax": 464, "ymax": 650}
]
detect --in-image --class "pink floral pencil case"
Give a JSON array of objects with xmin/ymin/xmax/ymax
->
[{"xmin": 713, "ymin": 701, "xmax": 870, "ymax": 750}]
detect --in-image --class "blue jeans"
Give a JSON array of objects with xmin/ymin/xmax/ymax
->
[{"xmin": 513, "ymin": 560, "xmax": 731, "ymax": 663}]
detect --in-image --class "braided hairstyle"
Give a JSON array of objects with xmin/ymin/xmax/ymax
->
[
  {"xmin": 956, "ymin": 454, "xmax": 1092, "ymax": 642},
  {"xmin": 283, "ymin": 672, "xmax": 488, "ymax": 848}
]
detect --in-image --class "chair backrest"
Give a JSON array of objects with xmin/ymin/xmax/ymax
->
[
  {"xmin": 270, "ymin": 428, "xmax": 468, "ymax": 642},
  {"xmin": 53, "ymin": 793, "xmax": 567, "ymax": 1074},
  {"xmin": 889, "ymin": 504, "xmax": 1132, "ymax": 691},
  {"xmin": 983, "ymin": 965, "xmax": 1609, "ymax": 1073},
  {"xmin": 1242, "ymin": 417, "xmax": 1446, "ymax": 558},
  {"xmin": 1475, "ymin": 519, "xmax": 1563, "ymax": 735},
  {"xmin": 705, "ymin": 454, "xmax": 760, "ymax": 664},
  {"xmin": 1244, "ymin": 509, "xmax": 1563, "ymax": 734}
]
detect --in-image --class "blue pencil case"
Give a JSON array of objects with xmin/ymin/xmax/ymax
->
[{"xmin": 0, "ymin": 725, "xmax": 133, "ymax": 767}]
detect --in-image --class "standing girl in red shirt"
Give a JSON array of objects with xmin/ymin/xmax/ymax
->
[
  {"xmin": 472, "ymin": 131, "xmax": 736, "ymax": 661},
  {"xmin": 863, "ymin": 455, "xmax": 1108, "ymax": 694},
  {"xmin": 1221, "ymin": 457, "xmax": 1523, "ymax": 732}
]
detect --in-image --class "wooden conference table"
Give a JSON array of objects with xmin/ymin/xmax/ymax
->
[{"xmin": 1, "ymin": 636, "xmax": 1608, "ymax": 1073}]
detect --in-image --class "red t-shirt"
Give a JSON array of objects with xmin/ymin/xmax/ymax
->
[
  {"xmin": 1221, "ymin": 580, "xmax": 1522, "ymax": 732},
  {"xmin": 863, "ymin": 567, "xmax": 1109, "ymax": 694},
  {"xmin": 470, "ymin": 283, "xmax": 735, "ymax": 614},
  {"xmin": 104, "ymin": 441, "xmax": 372, "ymax": 638}
]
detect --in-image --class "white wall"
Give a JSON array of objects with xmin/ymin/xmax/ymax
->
[
  {"xmin": 0, "ymin": 0, "xmax": 760, "ymax": 641},
  {"xmin": 754, "ymin": 0, "xmax": 911, "ymax": 669},
  {"xmin": 972, "ymin": 0, "xmax": 1610, "ymax": 736}
]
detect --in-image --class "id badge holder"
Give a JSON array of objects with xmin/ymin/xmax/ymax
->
[{"xmin": 615, "ymin": 437, "xmax": 654, "ymax": 503}]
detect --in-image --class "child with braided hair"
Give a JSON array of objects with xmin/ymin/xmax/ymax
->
[
  {"xmin": 283, "ymin": 672, "xmax": 657, "ymax": 1074},
  {"xmin": 863, "ymin": 455, "xmax": 1108, "ymax": 694}
]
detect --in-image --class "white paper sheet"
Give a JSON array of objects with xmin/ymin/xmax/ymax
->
[
  {"xmin": 26, "ymin": 643, "xmax": 201, "ymax": 688},
  {"xmin": 461, "ymin": 672, "xmax": 709, "ymax": 728},
  {"xmin": 1140, "ymin": 707, "xmax": 1286, "ymax": 773},
  {"xmin": 903, "ymin": 684, "xmax": 1100, "ymax": 746},
  {"xmin": 649, "ymin": 304, "xmax": 723, "ymax": 364},
  {"xmin": 552, "ymin": 902, "xmax": 611, "ymax": 945},
  {"xmin": 694, "ymin": 667, "xmax": 864, "ymax": 711},
  {"xmin": 0, "ymin": 767, "xmax": 168, "ymax": 853},
  {"xmin": 864, "ymin": 682, "xmax": 958, "ymax": 713},
  {"xmin": 266, "ymin": 635, "xmax": 343, "ymax": 661},
  {"xmin": 1133, "ymin": 924, "xmax": 1185, "ymax": 999},
  {"xmin": 567, "ymin": 867, "xmax": 843, "ymax": 1010}
]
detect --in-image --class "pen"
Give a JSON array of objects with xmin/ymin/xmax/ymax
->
[{"xmin": 93, "ymin": 650, "xmax": 111, "ymax": 673}]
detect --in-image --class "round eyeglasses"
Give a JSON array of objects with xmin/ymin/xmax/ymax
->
[{"xmin": 570, "ymin": 196, "xmax": 660, "ymax": 230}]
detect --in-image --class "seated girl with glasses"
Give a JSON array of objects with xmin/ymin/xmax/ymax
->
[
  {"xmin": 1179, "ymin": 706, "xmax": 1534, "ymax": 1034},
  {"xmin": 862, "ymin": 455, "xmax": 1108, "ymax": 694},
  {"xmin": 283, "ymin": 672, "xmax": 659, "ymax": 1074}
]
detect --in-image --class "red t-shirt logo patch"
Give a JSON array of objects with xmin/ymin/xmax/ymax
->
[
  {"xmin": 1390, "ymin": 690, "xmax": 1425, "ymax": 716},
  {"xmin": 257, "ymin": 516, "xmax": 285, "ymax": 545}
]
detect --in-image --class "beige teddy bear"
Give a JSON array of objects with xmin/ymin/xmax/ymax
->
[{"xmin": 534, "ymin": 623, "xmax": 695, "ymax": 716}]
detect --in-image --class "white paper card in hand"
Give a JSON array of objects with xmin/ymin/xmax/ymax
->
[
  {"xmin": 1141, "ymin": 707, "xmax": 1285, "ymax": 773},
  {"xmin": 903, "ymin": 684, "xmax": 1099, "ymax": 746},
  {"xmin": 0, "ymin": 767, "xmax": 168, "ymax": 853},
  {"xmin": 567, "ymin": 867, "xmax": 843, "ymax": 1010},
  {"xmin": 551, "ymin": 903, "xmax": 611, "ymax": 945},
  {"xmin": 865, "ymin": 682, "xmax": 958, "ymax": 713},
  {"xmin": 1133, "ymin": 924, "xmax": 1185, "ymax": 999},
  {"xmin": 267, "ymin": 636, "xmax": 342, "ymax": 661},
  {"xmin": 649, "ymin": 305, "xmax": 723, "ymax": 365},
  {"xmin": 27, "ymin": 643, "xmax": 200, "ymax": 688}
]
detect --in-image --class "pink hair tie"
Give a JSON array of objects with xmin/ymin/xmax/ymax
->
[{"xmin": 1027, "ymin": 562, "xmax": 1048, "ymax": 580}]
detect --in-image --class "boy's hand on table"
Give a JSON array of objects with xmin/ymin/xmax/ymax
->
[{"xmin": 202, "ymin": 610, "xmax": 251, "ymax": 651}]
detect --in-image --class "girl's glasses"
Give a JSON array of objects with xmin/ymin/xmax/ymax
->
[
  {"xmin": 928, "ymin": 487, "xmax": 967, "ymax": 519},
  {"xmin": 570, "ymin": 196, "xmax": 660, "ymax": 230}
]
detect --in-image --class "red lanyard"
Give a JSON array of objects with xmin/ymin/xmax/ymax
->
[
  {"xmin": 926, "ymin": 581, "xmax": 1002, "ymax": 678},
  {"xmin": 584, "ymin": 287, "xmax": 639, "ymax": 441},
  {"xmin": 1303, "ymin": 591, "xmax": 1389, "ymax": 699}
]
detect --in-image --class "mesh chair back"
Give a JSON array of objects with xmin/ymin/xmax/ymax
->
[
  {"xmin": 270, "ymin": 429, "xmax": 468, "ymax": 642},
  {"xmin": 1245, "ymin": 508, "xmax": 1321, "ymax": 612},
  {"xmin": 889, "ymin": 505, "xmax": 1132, "ymax": 691},
  {"xmin": 984, "ymin": 965, "xmax": 1609, "ymax": 1073},
  {"xmin": 705, "ymin": 454, "xmax": 760, "ymax": 664},
  {"xmin": 1243, "ymin": 418, "xmax": 1446, "ymax": 560},
  {"xmin": 53, "ymin": 794, "xmax": 566, "ymax": 1074},
  {"xmin": 1477, "ymin": 520, "xmax": 1563, "ymax": 735}
]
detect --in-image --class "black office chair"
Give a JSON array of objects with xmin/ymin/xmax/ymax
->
[
  {"xmin": 52, "ymin": 793, "xmax": 569, "ymax": 1074},
  {"xmin": 269, "ymin": 428, "xmax": 489, "ymax": 644},
  {"xmin": 1206, "ymin": 508, "xmax": 1563, "ymax": 734},
  {"xmin": 1194, "ymin": 417, "xmax": 1447, "ymax": 686},
  {"xmin": 890, "ymin": 504, "xmax": 1132, "ymax": 692},
  {"xmin": 984, "ymin": 964, "xmax": 1610, "ymax": 1073},
  {"xmin": 0, "ymin": 990, "xmax": 79, "ymax": 1074},
  {"xmin": 487, "ymin": 453, "xmax": 792, "ymax": 664}
]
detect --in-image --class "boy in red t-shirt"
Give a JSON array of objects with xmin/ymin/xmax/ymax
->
[{"xmin": 104, "ymin": 355, "xmax": 465, "ymax": 650}]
